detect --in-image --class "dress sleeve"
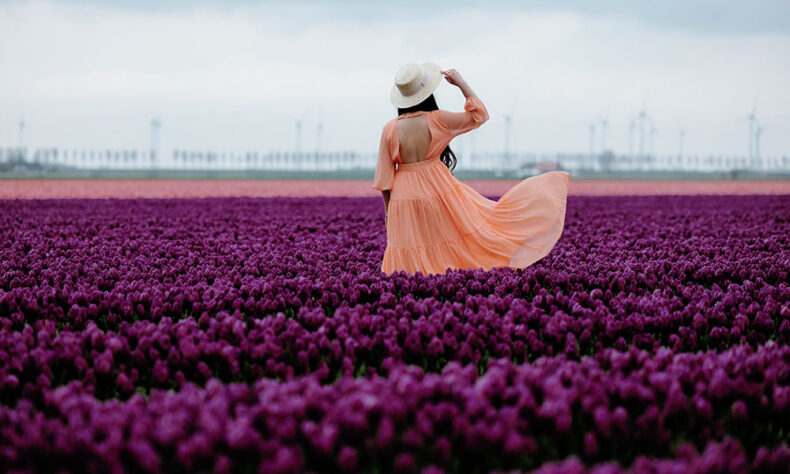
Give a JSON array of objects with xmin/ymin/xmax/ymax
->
[
  {"xmin": 371, "ymin": 124, "xmax": 395, "ymax": 192},
  {"xmin": 437, "ymin": 95, "xmax": 490, "ymax": 137}
]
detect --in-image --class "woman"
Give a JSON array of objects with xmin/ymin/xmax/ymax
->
[{"xmin": 372, "ymin": 62, "xmax": 570, "ymax": 275}]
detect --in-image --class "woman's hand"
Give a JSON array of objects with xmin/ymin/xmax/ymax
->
[
  {"xmin": 381, "ymin": 190, "xmax": 390, "ymax": 227},
  {"xmin": 441, "ymin": 68, "xmax": 466, "ymax": 87}
]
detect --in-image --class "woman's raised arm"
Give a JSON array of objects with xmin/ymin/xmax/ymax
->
[
  {"xmin": 438, "ymin": 96, "xmax": 489, "ymax": 137},
  {"xmin": 438, "ymin": 68, "xmax": 490, "ymax": 137}
]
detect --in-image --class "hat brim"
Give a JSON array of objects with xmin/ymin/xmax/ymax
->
[{"xmin": 390, "ymin": 62, "xmax": 442, "ymax": 108}]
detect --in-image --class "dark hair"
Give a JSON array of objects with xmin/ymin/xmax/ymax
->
[{"xmin": 397, "ymin": 93, "xmax": 457, "ymax": 173}]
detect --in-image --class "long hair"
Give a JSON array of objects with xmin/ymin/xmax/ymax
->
[{"xmin": 397, "ymin": 93, "xmax": 458, "ymax": 173}]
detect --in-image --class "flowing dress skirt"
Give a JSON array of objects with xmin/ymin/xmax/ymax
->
[{"xmin": 381, "ymin": 157, "xmax": 569, "ymax": 275}]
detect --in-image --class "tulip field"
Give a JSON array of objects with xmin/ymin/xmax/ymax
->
[{"xmin": 1, "ymin": 188, "xmax": 790, "ymax": 472}]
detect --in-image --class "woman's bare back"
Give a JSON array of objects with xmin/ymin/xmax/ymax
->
[{"xmin": 397, "ymin": 115, "xmax": 432, "ymax": 164}]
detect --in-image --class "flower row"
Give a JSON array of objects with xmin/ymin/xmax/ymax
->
[
  {"xmin": 2, "ymin": 344, "xmax": 790, "ymax": 473},
  {"xmin": 3, "ymin": 286, "xmax": 790, "ymax": 406}
]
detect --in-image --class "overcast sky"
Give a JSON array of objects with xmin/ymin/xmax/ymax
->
[{"xmin": 1, "ymin": 0, "xmax": 789, "ymax": 161}]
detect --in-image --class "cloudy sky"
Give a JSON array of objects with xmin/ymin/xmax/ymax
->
[{"xmin": 1, "ymin": 0, "xmax": 789, "ymax": 162}]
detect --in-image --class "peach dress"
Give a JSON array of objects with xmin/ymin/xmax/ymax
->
[{"xmin": 372, "ymin": 95, "xmax": 570, "ymax": 275}]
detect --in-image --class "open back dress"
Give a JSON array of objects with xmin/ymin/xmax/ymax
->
[{"xmin": 372, "ymin": 95, "xmax": 570, "ymax": 275}]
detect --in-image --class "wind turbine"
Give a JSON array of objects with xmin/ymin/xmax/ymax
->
[
  {"xmin": 295, "ymin": 114, "xmax": 304, "ymax": 153},
  {"xmin": 755, "ymin": 124, "xmax": 765, "ymax": 166},
  {"xmin": 637, "ymin": 90, "xmax": 650, "ymax": 160},
  {"xmin": 741, "ymin": 103, "xmax": 759, "ymax": 166},
  {"xmin": 501, "ymin": 98, "xmax": 517, "ymax": 172},
  {"xmin": 19, "ymin": 119, "xmax": 24, "ymax": 147},
  {"xmin": 315, "ymin": 108, "xmax": 324, "ymax": 154},
  {"xmin": 678, "ymin": 127, "xmax": 685, "ymax": 165},
  {"xmin": 150, "ymin": 118, "xmax": 161, "ymax": 169},
  {"xmin": 588, "ymin": 121, "xmax": 596, "ymax": 156},
  {"xmin": 638, "ymin": 107, "xmax": 647, "ymax": 158},
  {"xmin": 599, "ymin": 116, "xmax": 608, "ymax": 152},
  {"xmin": 470, "ymin": 133, "xmax": 477, "ymax": 165},
  {"xmin": 648, "ymin": 118, "xmax": 657, "ymax": 157},
  {"xmin": 285, "ymin": 107, "xmax": 308, "ymax": 170}
]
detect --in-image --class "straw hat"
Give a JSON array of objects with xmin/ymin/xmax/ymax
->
[{"xmin": 390, "ymin": 62, "xmax": 442, "ymax": 108}]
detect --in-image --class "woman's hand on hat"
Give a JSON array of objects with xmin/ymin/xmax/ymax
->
[{"xmin": 441, "ymin": 69, "xmax": 465, "ymax": 87}]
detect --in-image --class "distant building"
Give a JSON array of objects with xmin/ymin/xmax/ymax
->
[
  {"xmin": 533, "ymin": 161, "xmax": 563, "ymax": 172},
  {"xmin": 516, "ymin": 160, "xmax": 563, "ymax": 177}
]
